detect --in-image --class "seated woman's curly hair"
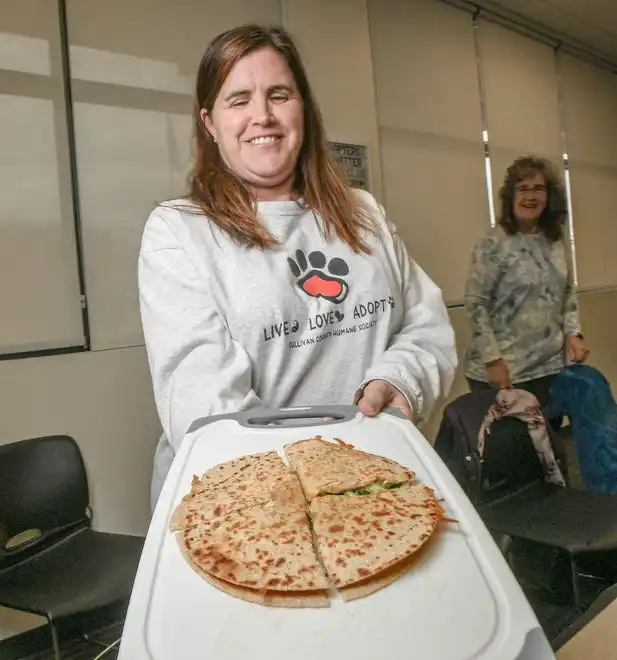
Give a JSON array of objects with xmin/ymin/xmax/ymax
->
[{"xmin": 498, "ymin": 155, "xmax": 568, "ymax": 242}]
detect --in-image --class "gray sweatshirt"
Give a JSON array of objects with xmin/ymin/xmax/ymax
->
[{"xmin": 138, "ymin": 190, "xmax": 457, "ymax": 504}]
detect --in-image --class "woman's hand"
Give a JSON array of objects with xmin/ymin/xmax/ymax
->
[
  {"xmin": 566, "ymin": 334, "xmax": 590, "ymax": 364},
  {"xmin": 486, "ymin": 358, "xmax": 512, "ymax": 389},
  {"xmin": 356, "ymin": 379, "xmax": 414, "ymax": 420}
]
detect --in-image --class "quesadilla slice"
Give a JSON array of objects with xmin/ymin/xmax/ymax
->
[
  {"xmin": 175, "ymin": 456, "xmax": 331, "ymax": 605},
  {"xmin": 170, "ymin": 451, "xmax": 289, "ymax": 532},
  {"xmin": 284, "ymin": 436, "xmax": 413, "ymax": 500},
  {"xmin": 338, "ymin": 529, "xmax": 441, "ymax": 602},
  {"xmin": 176, "ymin": 536, "xmax": 330, "ymax": 608},
  {"xmin": 309, "ymin": 482, "xmax": 444, "ymax": 590}
]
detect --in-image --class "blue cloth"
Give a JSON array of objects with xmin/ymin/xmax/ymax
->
[{"xmin": 547, "ymin": 364, "xmax": 617, "ymax": 494}]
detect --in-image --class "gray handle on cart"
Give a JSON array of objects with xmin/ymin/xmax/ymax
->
[{"xmin": 186, "ymin": 405, "xmax": 407, "ymax": 435}]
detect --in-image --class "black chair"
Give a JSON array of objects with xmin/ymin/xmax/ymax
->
[
  {"xmin": 476, "ymin": 418, "xmax": 617, "ymax": 605},
  {"xmin": 435, "ymin": 393, "xmax": 617, "ymax": 606},
  {"xmin": 0, "ymin": 435, "xmax": 145, "ymax": 659}
]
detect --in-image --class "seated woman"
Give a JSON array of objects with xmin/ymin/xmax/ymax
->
[
  {"xmin": 139, "ymin": 24, "xmax": 457, "ymax": 506},
  {"xmin": 463, "ymin": 156, "xmax": 589, "ymax": 415}
]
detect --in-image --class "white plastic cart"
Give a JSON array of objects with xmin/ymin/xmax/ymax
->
[{"xmin": 119, "ymin": 406, "xmax": 556, "ymax": 660}]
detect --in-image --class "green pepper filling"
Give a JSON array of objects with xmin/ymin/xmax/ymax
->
[{"xmin": 338, "ymin": 482, "xmax": 403, "ymax": 496}]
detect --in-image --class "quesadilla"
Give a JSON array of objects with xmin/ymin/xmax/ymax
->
[
  {"xmin": 170, "ymin": 451, "xmax": 288, "ymax": 532},
  {"xmin": 284, "ymin": 436, "xmax": 414, "ymax": 500},
  {"xmin": 174, "ymin": 453, "xmax": 331, "ymax": 607},
  {"xmin": 309, "ymin": 482, "xmax": 444, "ymax": 593},
  {"xmin": 338, "ymin": 530, "xmax": 441, "ymax": 602},
  {"xmin": 172, "ymin": 441, "xmax": 448, "ymax": 607},
  {"xmin": 176, "ymin": 536, "xmax": 330, "ymax": 608}
]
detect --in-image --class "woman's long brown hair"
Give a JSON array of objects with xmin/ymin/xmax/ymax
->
[
  {"xmin": 186, "ymin": 24, "xmax": 373, "ymax": 252},
  {"xmin": 498, "ymin": 155, "xmax": 568, "ymax": 242}
]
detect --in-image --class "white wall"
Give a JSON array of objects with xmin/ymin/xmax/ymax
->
[
  {"xmin": 0, "ymin": 0, "xmax": 85, "ymax": 354},
  {"xmin": 282, "ymin": 0, "xmax": 383, "ymax": 199}
]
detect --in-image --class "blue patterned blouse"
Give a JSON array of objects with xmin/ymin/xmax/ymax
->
[{"xmin": 463, "ymin": 226, "xmax": 581, "ymax": 383}]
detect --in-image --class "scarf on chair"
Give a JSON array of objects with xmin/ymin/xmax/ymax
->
[{"xmin": 478, "ymin": 388, "xmax": 566, "ymax": 487}]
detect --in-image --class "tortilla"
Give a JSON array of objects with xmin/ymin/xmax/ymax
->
[
  {"xmin": 178, "ymin": 460, "xmax": 330, "ymax": 592},
  {"xmin": 169, "ymin": 451, "xmax": 289, "ymax": 532},
  {"xmin": 284, "ymin": 437, "xmax": 414, "ymax": 500},
  {"xmin": 309, "ymin": 482, "xmax": 444, "ymax": 588},
  {"xmin": 176, "ymin": 535, "xmax": 330, "ymax": 608},
  {"xmin": 338, "ymin": 526, "xmax": 442, "ymax": 602},
  {"xmin": 186, "ymin": 451, "xmax": 285, "ymax": 499}
]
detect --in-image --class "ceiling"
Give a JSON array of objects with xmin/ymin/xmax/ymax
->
[{"xmin": 472, "ymin": 0, "xmax": 617, "ymax": 66}]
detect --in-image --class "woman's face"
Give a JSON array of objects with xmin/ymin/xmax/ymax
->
[
  {"xmin": 513, "ymin": 171, "xmax": 547, "ymax": 226},
  {"xmin": 202, "ymin": 47, "xmax": 304, "ymax": 201}
]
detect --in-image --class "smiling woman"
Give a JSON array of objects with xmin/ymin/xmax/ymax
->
[
  {"xmin": 463, "ymin": 156, "xmax": 590, "ymax": 412},
  {"xmin": 137, "ymin": 24, "xmax": 458, "ymax": 509},
  {"xmin": 200, "ymin": 48, "xmax": 303, "ymax": 200},
  {"xmin": 186, "ymin": 24, "xmax": 372, "ymax": 252}
]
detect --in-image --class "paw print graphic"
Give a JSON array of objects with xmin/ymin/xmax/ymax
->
[{"xmin": 287, "ymin": 249, "xmax": 350, "ymax": 304}]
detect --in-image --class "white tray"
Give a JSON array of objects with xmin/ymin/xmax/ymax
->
[{"xmin": 119, "ymin": 406, "xmax": 555, "ymax": 660}]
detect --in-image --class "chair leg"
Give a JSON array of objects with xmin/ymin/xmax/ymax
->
[
  {"xmin": 48, "ymin": 618, "xmax": 61, "ymax": 660},
  {"xmin": 570, "ymin": 554, "xmax": 582, "ymax": 606},
  {"xmin": 495, "ymin": 533, "xmax": 514, "ymax": 560}
]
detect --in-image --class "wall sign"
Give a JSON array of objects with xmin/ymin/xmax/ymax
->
[{"xmin": 328, "ymin": 141, "xmax": 370, "ymax": 192}]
